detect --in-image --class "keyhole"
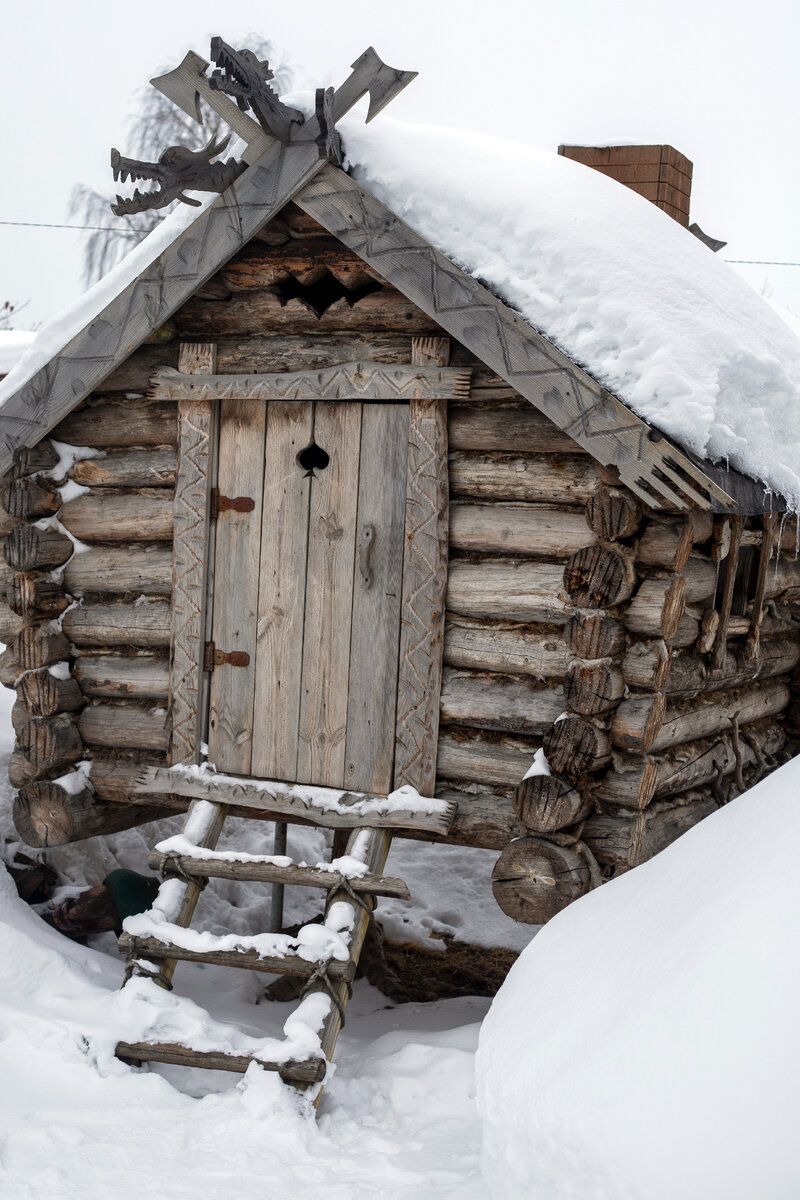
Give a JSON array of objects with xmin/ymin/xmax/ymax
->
[{"xmin": 296, "ymin": 441, "xmax": 330, "ymax": 477}]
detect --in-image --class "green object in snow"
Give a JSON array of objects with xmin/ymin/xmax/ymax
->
[{"xmin": 102, "ymin": 869, "xmax": 160, "ymax": 923}]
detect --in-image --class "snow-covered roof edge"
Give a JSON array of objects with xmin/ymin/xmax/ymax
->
[{"xmin": 0, "ymin": 124, "xmax": 744, "ymax": 512}]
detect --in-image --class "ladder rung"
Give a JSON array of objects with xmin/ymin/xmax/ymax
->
[
  {"xmin": 115, "ymin": 1040, "xmax": 326, "ymax": 1083},
  {"xmin": 148, "ymin": 851, "xmax": 410, "ymax": 898},
  {"xmin": 118, "ymin": 932, "xmax": 357, "ymax": 980}
]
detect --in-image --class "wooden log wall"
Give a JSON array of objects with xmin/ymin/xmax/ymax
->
[{"xmin": 5, "ymin": 201, "xmax": 800, "ymax": 926}]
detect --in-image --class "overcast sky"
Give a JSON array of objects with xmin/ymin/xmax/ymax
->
[{"xmin": 3, "ymin": 0, "xmax": 799, "ymax": 329}]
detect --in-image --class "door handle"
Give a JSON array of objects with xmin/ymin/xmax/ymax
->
[{"xmin": 359, "ymin": 524, "xmax": 375, "ymax": 588}]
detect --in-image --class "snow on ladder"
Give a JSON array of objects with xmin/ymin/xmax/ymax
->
[{"xmin": 114, "ymin": 769, "xmax": 455, "ymax": 1095}]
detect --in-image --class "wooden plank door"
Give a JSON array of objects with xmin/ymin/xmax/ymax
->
[{"xmin": 208, "ymin": 400, "xmax": 409, "ymax": 793}]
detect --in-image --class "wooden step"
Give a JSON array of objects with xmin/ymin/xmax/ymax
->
[
  {"xmin": 148, "ymin": 849, "xmax": 410, "ymax": 898},
  {"xmin": 118, "ymin": 932, "xmax": 357, "ymax": 979},
  {"xmin": 132, "ymin": 763, "xmax": 457, "ymax": 836},
  {"xmin": 115, "ymin": 1040, "xmax": 326, "ymax": 1082}
]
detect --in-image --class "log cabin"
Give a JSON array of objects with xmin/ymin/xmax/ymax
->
[{"xmin": 1, "ymin": 39, "xmax": 799, "ymax": 1078}]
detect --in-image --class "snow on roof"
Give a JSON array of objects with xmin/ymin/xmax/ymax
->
[
  {"xmin": 3, "ymin": 108, "xmax": 800, "ymax": 507},
  {"xmin": 0, "ymin": 194, "xmax": 217, "ymax": 408},
  {"xmin": 0, "ymin": 330, "xmax": 36, "ymax": 376},
  {"xmin": 339, "ymin": 115, "xmax": 800, "ymax": 509}
]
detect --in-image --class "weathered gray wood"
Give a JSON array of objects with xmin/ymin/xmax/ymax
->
[
  {"xmin": 656, "ymin": 637, "xmax": 800, "ymax": 700},
  {"xmin": 680, "ymin": 555, "xmax": 718, "ymax": 604},
  {"xmin": 103, "ymin": 334, "xmax": 416, "ymax": 391},
  {"xmin": 8, "ymin": 573, "xmax": 71, "ymax": 620},
  {"xmin": 117, "ymin": 933, "xmax": 357, "ymax": 979},
  {"xmin": 564, "ymin": 660, "xmax": 625, "ymax": 715},
  {"xmin": 624, "ymin": 576, "xmax": 687, "ymax": 640},
  {"xmin": 60, "ymin": 492, "xmax": 174, "ymax": 542},
  {"xmin": 446, "ymin": 560, "xmax": 571, "ymax": 624},
  {"xmin": 0, "ymin": 600, "xmax": 24, "ymax": 643},
  {"xmin": 583, "ymin": 792, "xmax": 718, "ymax": 870},
  {"xmin": 70, "ymin": 447, "xmax": 177, "ymax": 488},
  {"xmin": 132, "ymin": 764, "xmax": 457, "ymax": 836},
  {"xmin": 15, "ymin": 626, "xmax": 71, "ymax": 670},
  {"xmin": 303, "ymin": 827, "xmax": 392, "ymax": 1097},
  {"xmin": 440, "ymin": 668, "xmax": 565, "ymax": 735},
  {"xmin": 491, "ymin": 837, "xmax": 591, "ymax": 923},
  {"xmin": 123, "ymin": 793, "xmax": 229, "ymax": 992},
  {"xmin": 15, "ymin": 712, "xmax": 83, "ymax": 774},
  {"xmin": 87, "ymin": 758, "xmax": 519, "ymax": 850},
  {"xmin": 168, "ymin": 343, "xmax": 217, "ymax": 766},
  {"xmin": 449, "ymin": 504, "xmax": 599, "ymax": 558},
  {"xmin": 564, "ymin": 612, "xmax": 625, "ymax": 659},
  {"xmin": 149, "ymin": 851, "xmax": 410, "ymax": 898},
  {"xmin": 649, "ymin": 680, "xmax": 790, "ymax": 753},
  {"xmin": 176, "ymin": 287, "xmax": 440, "ymax": 337},
  {"xmin": 597, "ymin": 719, "xmax": 786, "ymax": 809},
  {"xmin": 78, "ymin": 703, "xmax": 169, "ymax": 751},
  {"xmin": 610, "ymin": 694, "xmax": 667, "ymax": 751},
  {"xmin": 344, "ymin": 404, "xmax": 407, "ymax": 793},
  {"xmin": 14, "ymin": 779, "xmax": 169, "ymax": 846},
  {"xmin": 63, "ymin": 602, "xmax": 171, "ymax": 647},
  {"xmin": 52, "ymin": 401, "xmax": 178, "ymax": 448},
  {"xmin": 74, "ymin": 654, "xmax": 170, "ymax": 699},
  {"xmin": 621, "ymin": 640, "xmax": 672, "ymax": 691},
  {"xmin": 443, "ymin": 618, "xmax": 567, "ymax": 679},
  {"xmin": 17, "ymin": 668, "xmax": 83, "ymax": 716},
  {"xmin": 746, "ymin": 515, "xmax": 775, "ymax": 658},
  {"xmin": 114, "ymin": 1041, "xmax": 325, "ymax": 1083},
  {"xmin": 447, "ymin": 402, "xmax": 581, "ymax": 454},
  {"xmin": 513, "ymin": 773, "xmax": 593, "ymax": 832},
  {"xmin": 295, "ymin": 166, "xmax": 731, "ymax": 511},
  {"xmin": 0, "ymin": 643, "xmax": 20, "ymax": 686},
  {"xmin": 449, "ymin": 451, "xmax": 601, "ymax": 505},
  {"xmin": 250, "ymin": 402, "xmax": 313, "ymax": 783},
  {"xmin": 2, "ymin": 477, "xmax": 61, "ymax": 521},
  {"xmin": 297, "ymin": 402, "xmax": 362, "ymax": 787},
  {"xmin": 64, "ymin": 546, "xmax": 173, "ymax": 595},
  {"xmin": 151, "ymin": 361, "xmax": 471, "ymax": 403},
  {"xmin": 4, "ymin": 525, "xmax": 74, "ymax": 571},
  {"xmin": 436, "ymin": 729, "xmax": 543, "ymax": 788},
  {"xmin": 585, "ymin": 488, "xmax": 642, "ymax": 540},
  {"xmin": 637, "ymin": 520, "xmax": 695, "ymax": 572},
  {"xmin": 10, "ymin": 442, "xmax": 60, "ymax": 478},
  {"xmin": 208, "ymin": 399, "xmax": 268, "ymax": 775},
  {"xmin": 543, "ymin": 716, "xmax": 612, "ymax": 778},
  {"xmin": 713, "ymin": 515, "xmax": 744, "ymax": 668},
  {"xmin": 394, "ymin": 391, "xmax": 449, "ymax": 796},
  {"xmin": 563, "ymin": 545, "xmax": 635, "ymax": 607}
]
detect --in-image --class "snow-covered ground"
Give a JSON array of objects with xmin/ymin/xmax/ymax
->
[
  {"xmin": 3, "ymin": 658, "xmax": 800, "ymax": 1197},
  {"xmin": 0, "ymin": 671, "xmax": 502, "ymax": 1199},
  {"xmin": 478, "ymin": 755, "xmax": 800, "ymax": 1199}
]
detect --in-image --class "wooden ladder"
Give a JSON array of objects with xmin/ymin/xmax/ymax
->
[{"xmin": 113, "ymin": 790, "xmax": 441, "ymax": 1090}]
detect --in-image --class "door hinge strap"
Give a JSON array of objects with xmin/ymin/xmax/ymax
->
[
  {"xmin": 210, "ymin": 488, "xmax": 256, "ymax": 518},
  {"xmin": 204, "ymin": 641, "xmax": 250, "ymax": 671}
]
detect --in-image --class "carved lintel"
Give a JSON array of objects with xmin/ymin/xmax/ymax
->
[{"xmin": 150, "ymin": 362, "xmax": 472, "ymax": 403}]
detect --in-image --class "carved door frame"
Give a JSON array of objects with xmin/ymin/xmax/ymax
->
[{"xmin": 164, "ymin": 346, "xmax": 470, "ymax": 797}]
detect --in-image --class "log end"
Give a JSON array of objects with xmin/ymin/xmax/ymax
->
[{"xmin": 492, "ymin": 836, "xmax": 591, "ymax": 923}]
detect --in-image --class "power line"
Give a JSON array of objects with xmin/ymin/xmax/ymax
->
[
  {"xmin": 725, "ymin": 259, "xmax": 800, "ymax": 267},
  {"xmin": 0, "ymin": 219, "xmax": 141, "ymax": 234},
  {"xmin": 2, "ymin": 219, "xmax": 800, "ymax": 266}
]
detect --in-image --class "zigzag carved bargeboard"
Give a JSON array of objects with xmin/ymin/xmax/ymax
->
[
  {"xmin": 393, "ymin": 397, "xmax": 449, "ymax": 796},
  {"xmin": 169, "ymin": 343, "xmax": 216, "ymax": 766},
  {"xmin": 149, "ymin": 362, "xmax": 472, "ymax": 403},
  {"xmin": 295, "ymin": 167, "xmax": 734, "ymax": 513}
]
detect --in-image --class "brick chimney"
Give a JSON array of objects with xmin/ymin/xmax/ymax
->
[{"xmin": 557, "ymin": 144, "xmax": 692, "ymax": 227}]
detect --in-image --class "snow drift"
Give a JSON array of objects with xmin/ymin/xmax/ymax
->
[{"xmin": 476, "ymin": 755, "xmax": 800, "ymax": 1199}]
